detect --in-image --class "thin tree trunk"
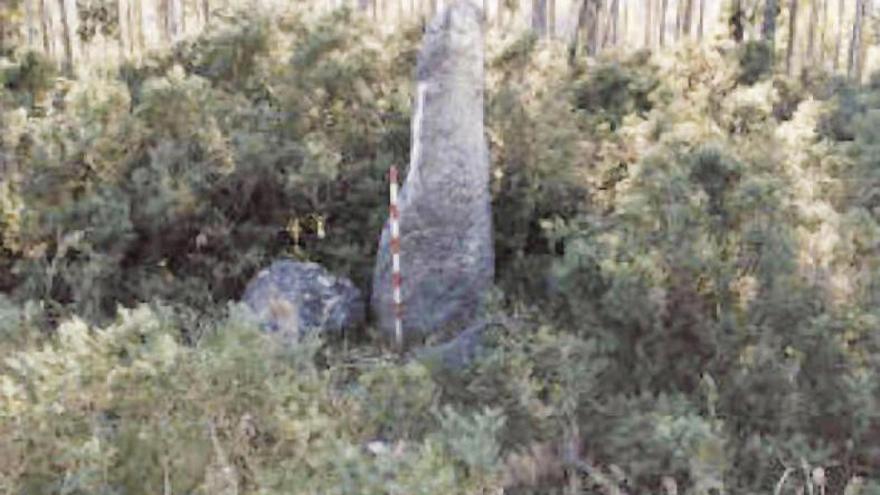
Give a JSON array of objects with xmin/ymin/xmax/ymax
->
[
  {"xmin": 568, "ymin": 0, "xmax": 583, "ymax": 56},
  {"xmin": 683, "ymin": 0, "xmax": 694, "ymax": 39},
  {"xmin": 857, "ymin": 0, "xmax": 872, "ymax": 79},
  {"xmin": 675, "ymin": 0, "xmax": 684, "ymax": 39},
  {"xmin": 39, "ymin": 0, "xmax": 51, "ymax": 56},
  {"xmin": 848, "ymin": 0, "xmax": 866, "ymax": 79},
  {"xmin": 57, "ymin": 0, "xmax": 73, "ymax": 72},
  {"xmin": 169, "ymin": 0, "xmax": 181, "ymax": 41},
  {"xmin": 610, "ymin": 0, "xmax": 619, "ymax": 44},
  {"xmin": 576, "ymin": 0, "xmax": 589, "ymax": 54},
  {"xmin": 181, "ymin": 0, "xmax": 187, "ymax": 35},
  {"xmin": 25, "ymin": 0, "xmax": 35, "ymax": 49},
  {"xmin": 548, "ymin": 0, "xmax": 556, "ymax": 36},
  {"xmin": 159, "ymin": 0, "xmax": 169, "ymax": 43},
  {"xmin": 127, "ymin": 0, "xmax": 134, "ymax": 55},
  {"xmin": 731, "ymin": 0, "xmax": 744, "ymax": 41},
  {"xmin": 820, "ymin": 0, "xmax": 828, "ymax": 64},
  {"xmin": 763, "ymin": 0, "xmax": 777, "ymax": 42},
  {"xmin": 588, "ymin": 0, "xmax": 600, "ymax": 55},
  {"xmin": 808, "ymin": 0, "xmax": 819, "ymax": 61},
  {"xmin": 118, "ymin": 0, "xmax": 127, "ymax": 56},
  {"xmin": 659, "ymin": 0, "xmax": 668, "ymax": 45},
  {"xmin": 834, "ymin": 0, "xmax": 843, "ymax": 69},
  {"xmin": 786, "ymin": 0, "xmax": 798, "ymax": 74},
  {"xmin": 136, "ymin": 0, "xmax": 145, "ymax": 54},
  {"xmin": 645, "ymin": 0, "xmax": 653, "ymax": 46},
  {"xmin": 532, "ymin": 0, "xmax": 547, "ymax": 35},
  {"xmin": 697, "ymin": 0, "xmax": 704, "ymax": 40},
  {"xmin": 599, "ymin": 0, "xmax": 610, "ymax": 47}
]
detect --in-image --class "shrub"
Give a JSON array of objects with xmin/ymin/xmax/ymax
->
[{"xmin": 738, "ymin": 40, "xmax": 774, "ymax": 85}]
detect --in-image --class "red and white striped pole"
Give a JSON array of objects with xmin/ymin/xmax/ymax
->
[{"xmin": 389, "ymin": 165, "xmax": 403, "ymax": 348}]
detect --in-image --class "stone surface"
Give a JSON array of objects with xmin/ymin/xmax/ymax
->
[
  {"xmin": 415, "ymin": 319, "xmax": 489, "ymax": 371},
  {"xmin": 243, "ymin": 260, "xmax": 365, "ymax": 341},
  {"xmin": 372, "ymin": 0, "xmax": 494, "ymax": 345}
]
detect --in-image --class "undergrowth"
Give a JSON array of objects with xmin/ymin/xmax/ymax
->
[{"xmin": 1, "ymin": 2, "xmax": 880, "ymax": 493}]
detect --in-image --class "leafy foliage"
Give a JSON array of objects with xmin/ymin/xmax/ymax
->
[{"xmin": 1, "ymin": 2, "xmax": 880, "ymax": 493}]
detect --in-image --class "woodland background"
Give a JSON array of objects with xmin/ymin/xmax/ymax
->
[
  {"xmin": 2, "ymin": 0, "xmax": 879, "ymax": 79},
  {"xmin": 2, "ymin": 0, "xmax": 880, "ymax": 494}
]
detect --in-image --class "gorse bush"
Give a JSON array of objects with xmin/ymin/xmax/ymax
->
[
  {"xmin": 0, "ymin": 305, "xmax": 507, "ymax": 494},
  {"xmin": 738, "ymin": 40, "xmax": 774, "ymax": 85},
  {"xmin": 2, "ymin": 6, "xmax": 413, "ymax": 326},
  {"xmin": 2, "ymin": 2, "xmax": 880, "ymax": 493}
]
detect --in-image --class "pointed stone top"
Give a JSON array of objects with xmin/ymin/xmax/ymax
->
[
  {"xmin": 425, "ymin": 0, "xmax": 483, "ymax": 33},
  {"xmin": 416, "ymin": 0, "xmax": 485, "ymax": 83}
]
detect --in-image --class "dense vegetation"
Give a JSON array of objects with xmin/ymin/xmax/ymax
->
[{"xmin": 1, "ymin": 2, "xmax": 880, "ymax": 493}]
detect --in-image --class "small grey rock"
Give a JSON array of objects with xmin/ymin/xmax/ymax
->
[{"xmin": 242, "ymin": 260, "xmax": 365, "ymax": 342}]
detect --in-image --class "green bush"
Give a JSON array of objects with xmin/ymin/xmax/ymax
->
[
  {"xmin": 0, "ymin": 305, "xmax": 507, "ymax": 494},
  {"xmin": 2, "ymin": 4, "xmax": 880, "ymax": 493},
  {"xmin": 738, "ymin": 40, "xmax": 774, "ymax": 85}
]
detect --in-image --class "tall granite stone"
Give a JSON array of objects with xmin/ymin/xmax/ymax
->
[{"xmin": 372, "ymin": 1, "xmax": 493, "ymax": 346}]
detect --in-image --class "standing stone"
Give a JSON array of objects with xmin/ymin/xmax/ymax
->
[
  {"xmin": 372, "ymin": 0, "xmax": 494, "ymax": 346},
  {"xmin": 243, "ymin": 260, "xmax": 365, "ymax": 343}
]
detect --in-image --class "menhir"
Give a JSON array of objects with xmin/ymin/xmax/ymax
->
[{"xmin": 371, "ymin": 0, "xmax": 493, "ymax": 347}]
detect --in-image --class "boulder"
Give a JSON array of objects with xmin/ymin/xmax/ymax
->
[
  {"xmin": 372, "ymin": 0, "xmax": 494, "ymax": 346},
  {"xmin": 243, "ymin": 260, "xmax": 364, "ymax": 342}
]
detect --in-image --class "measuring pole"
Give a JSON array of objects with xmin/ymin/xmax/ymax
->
[{"xmin": 389, "ymin": 165, "xmax": 403, "ymax": 348}]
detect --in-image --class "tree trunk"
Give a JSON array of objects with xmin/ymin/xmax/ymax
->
[
  {"xmin": 731, "ymin": 0, "xmax": 744, "ymax": 41},
  {"xmin": 610, "ymin": 0, "xmax": 619, "ymax": 44},
  {"xmin": 588, "ymin": 0, "xmax": 600, "ymax": 55},
  {"xmin": 763, "ymin": 0, "xmax": 777, "ymax": 42},
  {"xmin": 675, "ymin": 0, "xmax": 682, "ymax": 39},
  {"xmin": 181, "ymin": 0, "xmax": 187, "ymax": 35},
  {"xmin": 645, "ymin": 0, "xmax": 653, "ymax": 47},
  {"xmin": 118, "ymin": 0, "xmax": 127, "ymax": 56},
  {"xmin": 659, "ymin": 0, "xmax": 668, "ymax": 45},
  {"xmin": 599, "ymin": 0, "xmax": 610, "ymax": 47},
  {"xmin": 808, "ymin": 0, "xmax": 819, "ymax": 61},
  {"xmin": 834, "ymin": 0, "xmax": 843, "ymax": 69},
  {"xmin": 159, "ymin": 0, "xmax": 169, "ymax": 43},
  {"xmin": 532, "ymin": 0, "xmax": 547, "ymax": 35},
  {"xmin": 820, "ymin": 0, "xmax": 828, "ymax": 64},
  {"xmin": 786, "ymin": 0, "xmax": 798, "ymax": 74},
  {"xmin": 136, "ymin": 0, "xmax": 145, "ymax": 54},
  {"xmin": 683, "ymin": 0, "xmax": 694, "ymax": 39},
  {"xmin": 25, "ymin": 0, "xmax": 35, "ymax": 49},
  {"xmin": 697, "ymin": 0, "xmax": 705, "ymax": 40},
  {"xmin": 0, "ymin": 16, "xmax": 5, "ymax": 55},
  {"xmin": 549, "ymin": 0, "xmax": 556, "ymax": 35},
  {"xmin": 39, "ymin": 0, "xmax": 51, "ymax": 56},
  {"xmin": 57, "ymin": 0, "xmax": 73, "ymax": 72},
  {"xmin": 168, "ymin": 0, "xmax": 182, "ymax": 41},
  {"xmin": 848, "ymin": 0, "xmax": 866, "ymax": 79}
]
